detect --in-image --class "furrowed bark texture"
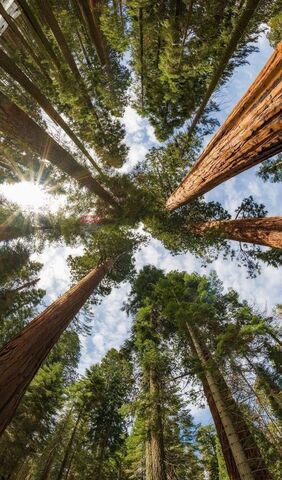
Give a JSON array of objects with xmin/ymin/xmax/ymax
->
[
  {"xmin": 186, "ymin": 323, "xmax": 272, "ymax": 480},
  {"xmin": 166, "ymin": 42, "xmax": 282, "ymax": 210},
  {"xmin": 192, "ymin": 217, "xmax": 282, "ymax": 248},
  {"xmin": 0, "ymin": 261, "xmax": 111, "ymax": 436},
  {"xmin": 0, "ymin": 48, "xmax": 102, "ymax": 173},
  {"xmin": 0, "ymin": 93, "xmax": 117, "ymax": 207}
]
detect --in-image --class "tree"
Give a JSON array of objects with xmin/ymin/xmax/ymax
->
[
  {"xmin": 0, "ymin": 92, "xmax": 119, "ymax": 207},
  {"xmin": 166, "ymin": 41, "xmax": 282, "ymax": 210},
  {"xmin": 0, "ymin": 261, "xmax": 111, "ymax": 436}
]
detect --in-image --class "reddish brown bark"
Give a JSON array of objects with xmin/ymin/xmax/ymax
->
[
  {"xmin": 0, "ymin": 48, "xmax": 102, "ymax": 174},
  {"xmin": 0, "ymin": 261, "xmax": 111, "ymax": 436},
  {"xmin": 192, "ymin": 216, "xmax": 282, "ymax": 248},
  {"xmin": 166, "ymin": 42, "xmax": 282, "ymax": 210},
  {"xmin": 0, "ymin": 93, "xmax": 118, "ymax": 207}
]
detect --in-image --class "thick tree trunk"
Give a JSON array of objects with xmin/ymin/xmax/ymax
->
[
  {"xmin": 191, "ymin": 217, "xmax": 282, "ymax": 248},
  {"xmin": 166, "ymin": 41, "xmax": 282, "ymax": 210},
  {"xmin": 0, "ymin": 261, "xmax": 111, "ymax": 436},
  {"xmin": 0, "ymin": 93, "xmax": 118, "ymax": 207},
  {"xmin": 187, "ymin": 0, "xmax": 262, "ymax": 137},
  {"xmin": 148, "ymin": 365, "xmax": 167, "ymax": 480},
  {"xmin": 56, "ymin": 414, "xmax": 81, "ymax": 480},
  {"xmin": 0, "ymin": 48, "xmax": 101, "ymax": 174},
  {"xmin": 186, "ymin": 323, "xmax": 272, "ymax": 480}
]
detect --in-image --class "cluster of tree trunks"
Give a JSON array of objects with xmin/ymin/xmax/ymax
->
[
  {"xmin": 166, "ymin": 41, "xmax": 282, "ymax": 211},
  {"xmin": 185, "ymin": 322, "xmax": 272, "ymax": 480},
  {"xmin": 191, "ymin": 217, "xmax": 282, "ymax": 249},
  {"xmin": 0, "ymin": 93, "xmax": 118, "ymax": 207},
  {"xmin": 0, "ymin": 261, "xmax": 111, "ymax": 436}
]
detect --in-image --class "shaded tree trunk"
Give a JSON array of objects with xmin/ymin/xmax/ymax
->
[
  {"xmin": 76, "ymin": 0, "xmax": 109, "ymax": 67},
  {"xmin": 147, "ymin": 365, "xmax": 167, "ymax": 480},
  {"xmin": 0, "ymin": 93, "xmax": 118, "ymax": 207},
  {"xmin": 187, "ymin": 0, "xmax": 262, "ymax": 137},
  {"xmin": 0, "ymin": 48, "xmax": 101, "ymax": 173},
  {"xmin": 166, "ymin": 41, "xmax": 282, "ymax": 210},
  {"xmin": 16, "ymin": 0, "xmax": 61, "ymax": 70},
  {"xmin": 56, "ymin": 414, "xmax": 81, "ymax": 480},
  {"xmin": 0, "ymin": 261, "xmax": 112, "ymax": 436},
  {"xmin": 185, "ymin": 322, "xmax": 272, "ymax": 480},
  {"xmin": 191, "ymin": 217, "xmax": 282, "ymax": 248}
]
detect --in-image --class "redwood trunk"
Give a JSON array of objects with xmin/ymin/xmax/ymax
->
[
  {"xmin": 0, "ymin": 261, "xmax": 111, "ymax": 436},
  {"xmin": 148, "ymin": 365, "xmax": 167, "ymax": 480},
  {"xmin": 0, "ymin": 48, "xmax": 101, "ymax": 173},
  {"xmin": 166, "ymin": 42, "xmax": 282, "ymax": 210},
  {"xmin": 186, "ymin": 323, "xmax": 272, "ymax": 480},
  {"xmin": 191, "ymin": 217, "xmax": 282, "ymax": 248},
  {"xmin": 0, "ymin": 93, "xmax": 118, "ymax": 207}
]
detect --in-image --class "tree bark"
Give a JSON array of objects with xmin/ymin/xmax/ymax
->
[
  {"xmin": 75, "ymin": 0, "xmax": 108, "ymax": 67},
  {"xmin": 191, "ymin": 217, "xmax": 282, "ymax": 248},
  {"xmin": 147, "ymin": 365, "xmax": 167, "ymax": 480},
  {"xmin": 166, "ymin": 41, "xmax": 282, "ymax": 210},
  {"xmin": 0, "ymin": 48, "xmax": 102, "ymax": 174},
  {"xmin": 0, "ymin": 261, "xmax": 111, "ymax": 436},
  {"xmin": 56, "ymin": 414, "xmax": 81, "ymax": 480},
  {"xmin": 16, "ymin": 0, "xmax": 61, "ymax": 70},
  {"xmin": 186, "ymin": 322, "xmax": 272, "ymax": 480},
  {"xmin": 187, "ymin": 0, "xmax": 262, "ymax": 137},
  {"xmin": 0, "ymin": 93, "xmax": 118, "ymax": 207}
]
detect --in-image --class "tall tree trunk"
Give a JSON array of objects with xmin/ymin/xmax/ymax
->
[
  {"xmin": 16, "ymin": 0, "xmax": 61, "ymax": 70},
  {"xmin": 0, "ymin": 3, "xmax": 49, "ymax": 80},
  {"xmin": 147, "ymin": 365, "xmax": 167, "ymax": 480},
  {"xmin": 166, "ymin": 41, "xmax": 282, "ymax": 210},
  {"xmin": 56, "ymin": 414, "xmax": 81, "ymax": 480},
  {"xmin": 139, "ymin": 7, "xmax": 144, "ymax": 111},
  {"xmin": 35, "ymin": 0, "xmax": 93, "ymax": 110},
  {"xmin": 76, "ymin": 0, "xmax": 109, "ymax": 67},
  {"xmin": 0, "ymin": 93, "xmax": 118, "ymax": 208},
  {"xmin": 0, "ymin": 48, "xmax": 102, "ymax": 174},
  {"xmin": 187, "ymin": 0, "xmax": 262, "ymax": 137},
  {"xmin": 185, "ymin": 322, "xmax": 272, "ymax": 480},
  {"xmin": 0, "ymin": 261, "xmax": 112, "ymax": 436},
  {"xmin": 145, "ymin": 435, "xmax": 153, "ymax": 480},
  {"xmin": 191, "ymin": 217, "xmax": 282, "ymax": 248}
]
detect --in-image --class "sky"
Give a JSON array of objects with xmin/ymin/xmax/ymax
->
[{"xmin": 0, "ymin": 33, "xmax": 281, "ymax": 424}]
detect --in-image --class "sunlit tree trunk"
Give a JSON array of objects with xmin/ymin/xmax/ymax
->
[
  {"xmin": 191, "ymin": 217, "xmax": 282, "ymax": 248},
  {"xmin": 185, "ymin": 322, "xmax": 272, "ymax": 480},
  {"xmin": 0, "ymin": 93, "xmax": 118, "ymax": 207},
  {"xmin": 0, "ymin": 261, "xmax": 112, "ymax": 436},
  {"xmin": 166, "ymin": 42, "xmax": 282, "ymax": 210},
  {"xmin": 0, "ymin": 48, "xmax": 101, "ymax": 173}
]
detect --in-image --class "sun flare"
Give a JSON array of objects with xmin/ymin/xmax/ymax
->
[{"xmin": 0, "ymin": 181, "xmax": 51, "ymax": 213}]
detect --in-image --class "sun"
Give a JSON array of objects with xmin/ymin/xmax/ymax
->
[{"xmin": 0, "ymin": 181, "xmax": 52, "ymax": 213}]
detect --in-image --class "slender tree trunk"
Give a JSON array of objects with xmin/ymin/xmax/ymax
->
[
  {"xmin": 191, "ymin": 217, "xmax": 282, "ymax": 248},
  {"xmin": 166, "ymin": 41, "xmax": 282, "ymax": 210},
  {"xmin": 0, "ymin": 93, "xmax": 118, "ymax": 207},
  {"xmin": 186, "ymin": 322, "xmax": 272, "ymax": 480},
  {"xmin": 76, "ymin": 0, "xmax": 108, "ymax": 67},
  {"xmin": 0, "ymin": 48, "xmax": 101, "ymax": 174},
  {"xmin": 0, "ymin": 261, "xmax": 112, "ymax": 436},
  {"xmin": 147, "ymin": 365, "xmax": 167, "ymax": 480},
  {"xmin": 145, "ymin": 435, "xmax": 153, "ymax": 480},
  {"xmin": 0, "ymin": 3, "xmax": 49, "ymax": 79},
  {"xmin": 56, "ymin": 414, "xmax": 81, "ymax": 480},
  {"xmin": 139, "ymin": 7, "xmax": 144, "ymax": 111},
  {"xmin": 187, "ymin": 0, "xmax": 262, "ymax": 137},
  {"xmin": 16, "ymin": 0, "xmax": 61, "ymax": 70}
]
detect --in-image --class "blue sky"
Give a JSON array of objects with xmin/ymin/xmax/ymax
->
[{"xmin": 1, "ymin": 33, "xmax": 281, "ymax": 424}]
